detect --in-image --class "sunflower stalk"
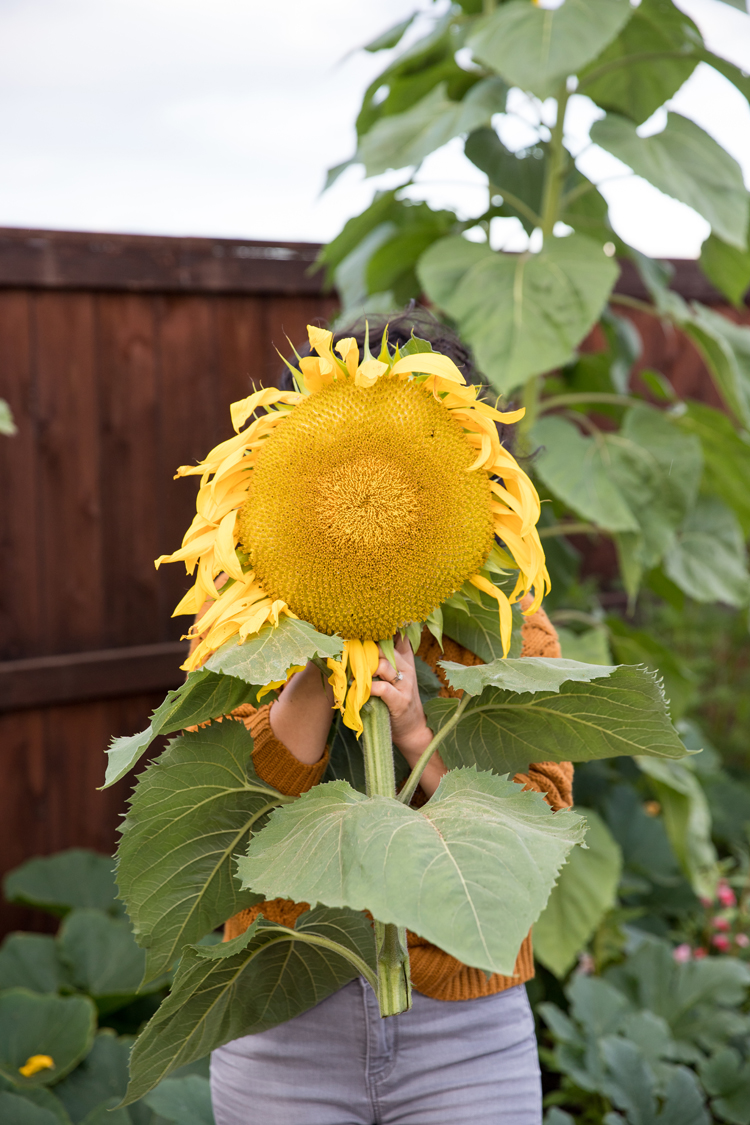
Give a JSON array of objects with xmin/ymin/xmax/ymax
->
[{"xmin": 360, "ymin": 697, "xmax": 413, "ymax": 1017}]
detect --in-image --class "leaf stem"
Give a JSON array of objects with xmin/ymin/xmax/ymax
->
[
  {"xmin": 539, "ymin": 392, "xmax": 643, "ymax": 412},
  {"xmin": 610, "ymin": 293, "xmax": 657, "ymax": 316},
  {"xmin": 490, "ymin": 185, "xmax": 543, "ymax": 229},
  {"xmin": 398, "ymin": 693, "xmax": 472, "ymax": 806},
  {"xmin": 360, "ymin": 698, "xmax": 412, "ymax": 1016},
  {"xmin": 538, "ymin": 522, "xmax": 603, "ymax": 539}
]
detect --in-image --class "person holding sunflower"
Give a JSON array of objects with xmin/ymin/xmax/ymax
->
[{"xmin": 165, "ymin": 310, "xmax": 570, "ymax": 1125}]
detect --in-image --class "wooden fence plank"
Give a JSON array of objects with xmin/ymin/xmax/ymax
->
[
  {"xmin": 96, "ymin": 293, "xmax": 163, "ymax": 646},
  {"xmin": 0, "ymin": 291, "xmax": 42, "ymax": 660},
  {"xmin": 33, "ymin": 291, "xmax": 105, "ymax": 654},
  {"xmin": 0, "ymin": 642, "xmax": 188, "ymax": 711}
]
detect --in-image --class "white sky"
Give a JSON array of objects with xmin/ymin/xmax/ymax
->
[{"xmin": 0, "ymin": 0, "xmax": 748, "ymax": 257}]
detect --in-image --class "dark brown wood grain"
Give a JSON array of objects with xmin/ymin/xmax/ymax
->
[
  {"xmin": 0, "ymin": 228, "xmax": 327, "ymax": 295},
  {"xmin": 0, "ymin": 642, "xmax": 189, "ymax": 711}
]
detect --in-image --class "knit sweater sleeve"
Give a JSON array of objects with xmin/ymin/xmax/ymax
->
[{"xmin": 228, "ymin": 702, "xmax": 330, "ymax": 797}]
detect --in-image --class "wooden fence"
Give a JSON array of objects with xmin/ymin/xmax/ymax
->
[{"xmin": 0, "ymin": 226, "xmax": 742, "ymax": 935}]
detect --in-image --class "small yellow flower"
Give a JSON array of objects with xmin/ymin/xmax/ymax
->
[
  {"xmin": 156, "ymin": 326, "xmax": 549, "ymax": 734},
  {"xmin": 19, "ymin": 1055, "xmax": 54, "ymax": 1077}
]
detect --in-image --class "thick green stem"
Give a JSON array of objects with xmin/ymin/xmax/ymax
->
[
  {"xmin": 540, "ymin": 82, "xmax": 571, "ymax": 240},
  {"xmin": 538, "ymin": 392, "xmax": 644, "ymax": 413},
  {"xmin": 360, "ymin": 698, "xmax": 412, "ymax": 1017}
]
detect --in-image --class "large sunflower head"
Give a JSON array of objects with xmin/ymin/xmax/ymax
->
[{"xmin": 156, "ymin": 324, "xmax": 549, "ymax": 732}]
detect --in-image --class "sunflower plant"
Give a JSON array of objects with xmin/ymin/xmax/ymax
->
[{"xmin": 104, "ymin": 323, "xmax": 693, "ymax": 1103}]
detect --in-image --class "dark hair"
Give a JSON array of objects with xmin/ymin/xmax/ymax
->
[{"xmin": 278, "ymin": 305, "xmax": 518, "ymax": 452}]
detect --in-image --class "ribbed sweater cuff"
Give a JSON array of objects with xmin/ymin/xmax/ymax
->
[{"xmin": 235, "ymin": 703, "xmax": 329, "ymax": 796}]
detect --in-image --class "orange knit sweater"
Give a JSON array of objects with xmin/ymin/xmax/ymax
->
[{"xmin": 222, "ymin": 601, "xmax": 573, "ymax": 1001}]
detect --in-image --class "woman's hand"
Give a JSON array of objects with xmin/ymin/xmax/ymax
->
[{"xmin": 369, "ymin": 634, "xmax": 446, "ymax": 798}]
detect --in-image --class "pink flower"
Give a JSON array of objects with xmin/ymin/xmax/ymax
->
[
  {"xmin": 717, "ymin": 883, "xmax": 737, "ymax": 908},
  {"xmin": 712, "ymin": 934, "xmax": 731, "ymax": 953},
  {"xmin": 700, "ymin": 896, "xmax": 715, "ymax": 908},
  {"xmin": 673, "ymin": 943, "xmax": 692, "ymax": 963},
  {"xmin": 735, "ymin": 933, "xmax": 750, "ymax": 948},
  {"xmin": 577, "ymin": 953, "xmax": 595, "ymax": 975},
  {"xmin": 693, "ymin": 947, "xmax": 708, "ymax": 959},
  {"xmin": 713, "ymin": 916, "xmax": 731, "ymax": 932}
]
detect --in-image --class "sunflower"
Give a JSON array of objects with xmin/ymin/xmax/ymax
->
[{"xmin": 156, "ymin": 325, "xmax": 549, "ymax": 733}]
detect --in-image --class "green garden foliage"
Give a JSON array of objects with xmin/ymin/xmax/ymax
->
[
  {"xmin": 0, "ymin": 849, "xmax": 215, "ymax": 1124},
  {"xmin": 310, "ymin": 3, "xmax": 750, "ymax": 1119}
]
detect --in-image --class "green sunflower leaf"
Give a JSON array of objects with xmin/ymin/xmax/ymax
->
[
  {"xmin": 205, "ymin": 616, "xmax": 343, "ymax": 687},
  {"xmin": 124, "ymin": 908, "xmax": 376, "ymax": 1104},
  {"xmin": 700, "ymin": 231, "xmax": 750, "ymax": 309},
  {"xmin": 531, "ymin": 414, "xmax": 640, "ymax": 532},
  {"xmin": 102, "ymin": 669, "xmax": 259, "ymax": 789},
  {"xmin": 0, "ymin": 991, "xmax": 96, "ymax": 1088},
  {"xmin": 441, "ymin": 592, "xmax": 524, "ymax": 662},
  {"xmin": 439, "ymin": 655, "xmax": 617, "ymax": 697},
  {"xmin": 590, "ymin": 113, "xmax": 749, "ymax": 250},
  {"xmin": 357, "ymin": 77, "xmax": 508, "ymax": 176},
  {"xmin": 682, "ymin": 304, "xmax": 750, "ymax": 430},
  {"xmin": 0, "ymin": 1090, "xmax": 68, "ymax": 1125},
  {"xmin": 636, "ymin": 757, "xmax": 719, "ymax": 901},
  {"xmin": 237, "ymin": 770, "xmax": 585, "ymax": 977},
  {"xmin": 676, "ymin": 402, "xmax": 750, "ymax": 535},
  {"xmin": 578, "ymin": 0, "xmax": 700, "ymax": 125},
  {"xmin": 418, "ymin": 234, "xmax": 618, "ymax": 393},
  {"xmin": 117, "ymin": 721, "xmax": 286, "ymax": 983},
  {"xmin": 464, "ymin": 128, "xmax": 544, "ymax": 233},
  {"xmin": 663, "ymin": 496, "xmax": 750, "ymax": 607},
  {"xmin": 53, "ymin": 1031, "xmax": 130, "ymax": 1125},
  {"xmin": 424, "ymin": 665, "xmax": 687, "ymax": 777},
  {"xmin": 56, "ymin": 910, "xmax": 166, "ymax": 1013},
  {"xmin": 469, "ymin": 0, "xmax": 633, "ymax": 99},
  {"xmin": 143, "ymin": 1074, "xmax": 215, "ymax": 1125},
  {"xmin": 533, "ymin": 807, "xmax": 622, "ymax": 979},
  {"xmin": 0, "ymin": 934, "xmax": 70, "ymax": 995},
  {"xmin": 3, "ymin": 849, "xmax": 125, "ymax": 919}
]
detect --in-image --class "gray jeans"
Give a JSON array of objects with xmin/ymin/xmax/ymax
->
[{"xmin": 210, "ymin": 979, "xmax": 542, "ymax": 1125}]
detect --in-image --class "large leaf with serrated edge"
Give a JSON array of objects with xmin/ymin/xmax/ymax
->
[
  {"xmin": 103, "ymin": 670, "xmax": 258, "ymax": 789},
  {"xmin": 591, "ymin": 113, "xmax": 748, "ymax": 250},
  {"xmin": 424, "ymin": 665, "xmax": 686, "ymax": 778},
  {"xmin": 440, "ymin": 656, "xmax": 617, "ymax": 697},
  {"xmin": 579, "ymin": 0, "xmax": 700, "ymax": 125},
  {"xmin": 534, "ymin": 807, "xmax": 622, "ymax": 979},
  {"xmin": 117, "ymin": 721, "xmax": 287, "ymax": 983},
  {"xmin": 205, "ymin": 616, "xmax": 343, "ymax": 685},
  {"xmin": 238, "ymin": 769, "xmax": 585, "ymax": 977},
  {"xmin": 469, "ymin": 0, "xmax": 633, "ymax": 100},
  {"xmin": 418, "ymin": 234, "xmax": 618, "ymax": 393},
  {"xmin": 123, "ymin": 908, "xmax": 376, "ymax": 1103},
  {"xmin": 358, "ymin": 77, "xmax": 507, "ymax": 176}
]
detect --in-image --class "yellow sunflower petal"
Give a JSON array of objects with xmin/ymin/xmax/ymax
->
[
  {"xmin": 335, "ymin": 337, "xmax": 360, "ymax": 377},
  {"xmin": 390, "ymin": 353, "xmax": 466, "ymax": 384},
  {"xmin": 469, "ymin": 574, "xmax": 513, "ymax": 657},
  {"xmin": 230, "ymin": 388, "xmax": 301, "ymax": 434},
  {"xmin": 343, "ymin": 638, "xmax": 380, "ymax": 736},
  {"xmin": 19, "ymin": 1055, "xmax": 54, "ymax": 1078}
]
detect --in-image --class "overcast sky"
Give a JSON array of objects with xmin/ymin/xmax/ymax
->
[{"xmin": 0, "ymin": 0, "xmax": 748, "ymax": 257}]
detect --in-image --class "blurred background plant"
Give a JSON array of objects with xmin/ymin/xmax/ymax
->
[
  {"xmin": 0, "ymin": 850, "xmax": 217, "ymax": 1124},
  {"xmin": 313, "ymin": 1, "xmax": 750, "ymax": 1120}
]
